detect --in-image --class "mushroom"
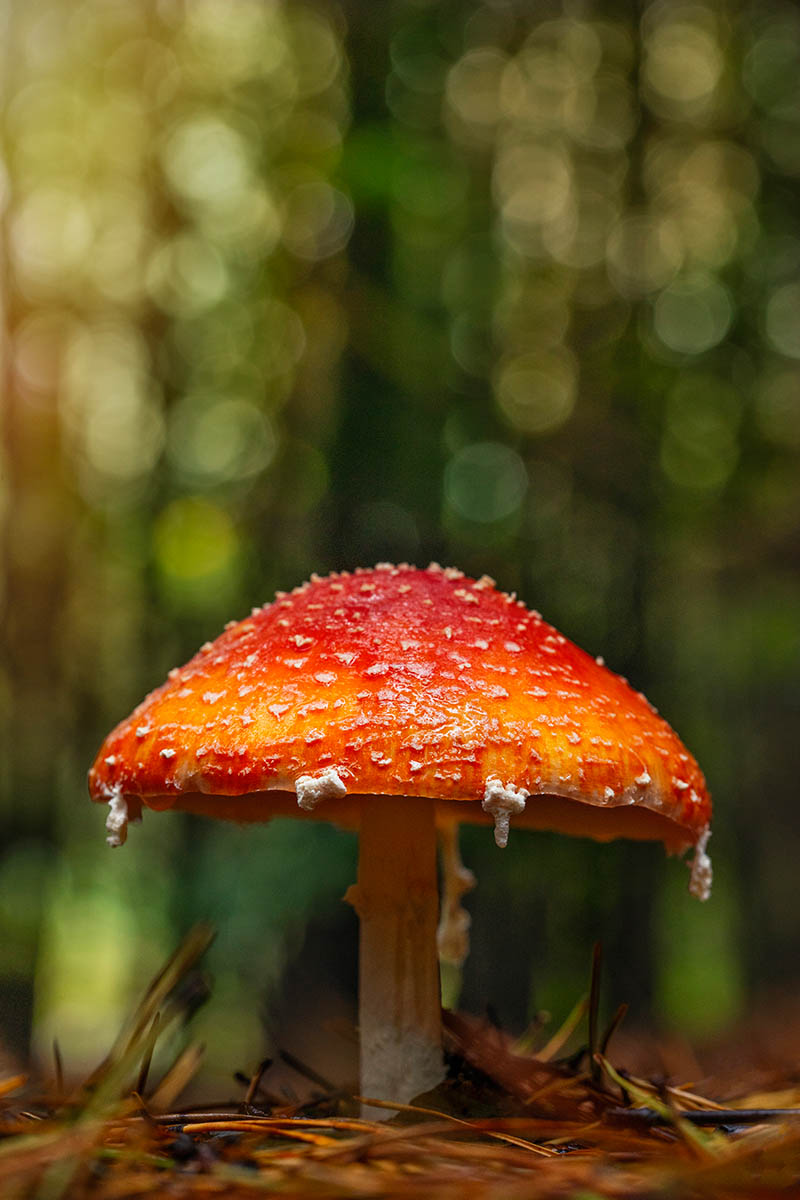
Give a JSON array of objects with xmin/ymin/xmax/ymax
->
[{"xmin": 89, "ymin": 563, "xmax": 712, "ymax": 1110}]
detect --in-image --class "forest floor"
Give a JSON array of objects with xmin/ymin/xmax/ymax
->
[{"xmin": 3, "ymin": 928, "xmax": 800, "ymax": 1199}]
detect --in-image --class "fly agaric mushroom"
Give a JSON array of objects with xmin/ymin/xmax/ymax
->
[{"xmin": 89, "ymin": 563, "xmax": 712, "ymax": 1109}]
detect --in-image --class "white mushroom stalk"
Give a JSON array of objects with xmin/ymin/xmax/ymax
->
[{"xmin": 345, "ymin": 796, "xmax": 444, "ymax": 1116}]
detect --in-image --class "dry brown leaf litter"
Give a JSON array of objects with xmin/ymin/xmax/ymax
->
[{"xmin": 3, "ymin": 928, "xmax": 800, "ymax": 1199}]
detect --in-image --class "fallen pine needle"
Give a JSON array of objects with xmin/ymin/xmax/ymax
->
[
  {"xmin": 0, "ymin": 1075, "xmax": 26, "ymax": 1099},
  {"xmin": 356, "ymin": 1096, "xmax": 559, "ymax": 1155}
]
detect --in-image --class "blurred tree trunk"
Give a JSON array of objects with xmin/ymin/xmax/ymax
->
[{"xmin": 0, "ymin": 3, "xmax": 72, "ymax": 1058}]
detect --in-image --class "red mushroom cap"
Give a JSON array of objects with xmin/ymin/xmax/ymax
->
[{"xmin": 89, "ymin": 563, "xmax": 711, "ymax": 891}]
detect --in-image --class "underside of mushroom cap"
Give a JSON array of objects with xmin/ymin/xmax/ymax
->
[{"xmin": 89, "ymin": 563, "xmax": 711, "ymax": 883}]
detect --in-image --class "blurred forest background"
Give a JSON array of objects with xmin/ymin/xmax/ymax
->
[{"xmin": 1, "ymin": 0, "xmax": 799, "ymax": 1096}]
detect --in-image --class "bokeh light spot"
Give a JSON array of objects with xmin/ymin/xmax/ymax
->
[
  {"xmin": 644, "ymin": 21, "xmax": 722, "ymax": 112},
  {"xmin": 261, "ymin": 300, "xmax": 307, "ymax": 380},
  {"xmin": 282, "ymin": 181, "xmax": 353, "ymax": 261},
  {"xmin": 13, "ymin": 310, "xmax": 76, "ymax": 397},
  {"xmin": 83, "ymin": 380, "xmax": 164, "ymax": 484},
  {"xmin": 162, "ymin": 115, "xmax": 253, "ymax": 211},
  {"xmin": 743, "ymin": 26, "xmax": 800, "ymax": 110},
  {"xmin": 495, "ymin": 350, "xmax": 577, "ymax": 434},
  {"xmin": 449, "ymin": 314, "xmax": 494, "ymax": 377},
  {"xmin": 653, "ymin": 273, "xmax": 733, "ymax": 355},
  {"xmin": 606, "ymin": 213, "xmax": 682, "ymax": 296},
  {"xmin": 147, "ymin": 234, "xmax": 229, "ymax": 316},
  {"xmin": 182, "ymin": 0, "xmax": 289, "ymax": 86},
  {"xmin": 445, "ymin": 441, "xmax": 528, "ymax": 522},
  {"xmin": 104, "ymin": 38, "xmax": 181, "ymax": 111},
  {"xmin": 765, "ymin": 283, "xmax": 800, "ymax": 359},
  {"xmin": 153, "ymin": 497, "xmax": 239, "ymax": 584},
  {"xmin": 445, "ymin": 48, "xmax": 507, "ymax": 144},
  {"xmin": 11, "ymin": 187, "xmax": 93, "ymax": 288},
  {"xmin": 494, "ymin": 143, "xmax": 572, "ymax": 246},
  {"xmin": 756, "ymin": 369, "xmax": 800, "ymax": 448},
  {"xmin": 289, "ymin": 9, "xmax": 343, "ymax": 99},
  {"xmin": 168, "ymin": 396, "xmax": 277, "ymax": 487},
  {"xmin": 661, "ymin": 375, "xmax": 741, "ymax": 492},
  {"xmin": 60, "ymin": 322, "xmax": 165, "ymax": 493}
]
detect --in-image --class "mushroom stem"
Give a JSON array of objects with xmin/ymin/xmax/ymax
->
[{"xmin": 346, "ymin": 796, "xmax": 444, "ymax": 1116}]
